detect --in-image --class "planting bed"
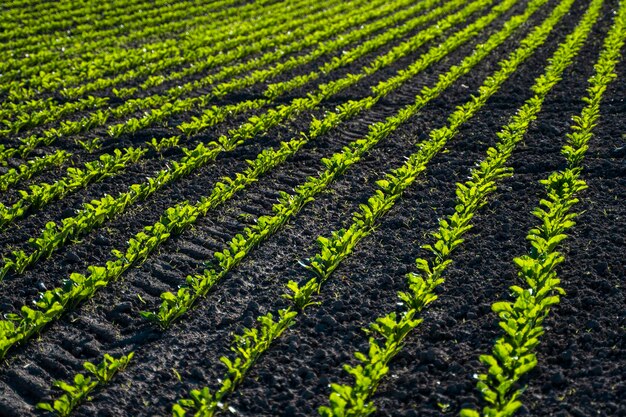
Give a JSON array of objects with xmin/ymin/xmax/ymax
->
[{"xmin": 0, "ymin": 0, "xmax": 624, "ymax": 416}]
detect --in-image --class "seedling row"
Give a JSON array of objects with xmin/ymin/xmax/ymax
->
[{"xmin": 0, "ymin": 0, "xmax": 624, "ymax": 416}]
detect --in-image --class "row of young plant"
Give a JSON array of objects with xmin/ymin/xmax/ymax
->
[
  {"xmin": 463, "ymin": 1, "xmax": 626, "ymax": 415},
  {"xmin": 0, "ymin": 0, "xmax": 382, "ymax": 160},
  {"xmin": 0, "ymin": 0, "xmax": 507, "ymax": 360},
  {"xmin": 0, "ymin": 147, "xmax": 146, "ymax": 231},
  {"xmin": 0, "ymin": 97, "xmax": 57, "ymax": 124},
  {"xmin": 0, "ymin": 96, "xmax": 108, "ymax": 138},
  {"xmin": 0, "ymin": 0, "xmax": 281, "ymax": 115},
  {"xmin": 169, "ymin": 0, "xmax": 584, "ymax": 413},
  {"xmin": 2, "ymin": 0, "xmax": 182, "ymax": 30},
  {"xmin": 176, "ymin": 0, "xmax": 454, "ymax": 136},
  {"xmin": 13, "ymin": 0, "xmax": 196, "ymax": 38},
  {"xmin": 143, "ymin": 0, "xmax": 437, "ymax": 95},
  {"xmin": 0, "ymin": 110, "xmax": 107, "ymax": 162},
  {"xmin": 94, "ymin": 0, "xmax": 432, "ymax": 139},
  {"xmin": 147, "ymin": 0, "xmax": 527, "ymax": 329},
  {"xmin": 46, "ymin": 0, "xmax": 346, "ymax": 101},
  {"xmin": 0, "ymin": 0, "xmax": 318, "ymax": 121},
  {"xmin": 0, "ymin": 0, "xmax": 160, "ymax": 42},
  {"xmin": 0, "ymin": 0, "xmax": 435, "ymax": 260},
  {"xmin": 0, "ymin": 0, "xmax": 332, "ymax": 102},
  {"xmin": 0, "ymin": 150, "xmax": 71, "ymax": 192},
  {"xmin": 100, "ymin": 0, "xmax": 420, "ymax": 134},
  {"xmin": 109, "ymin": 0, "xmax": 448, "ymax": 137},
  {"xmin": 0, "ymin": 0, "xmax": 65, "ymax": 19},
  {"xmin": 0, "ymin": 0, "xmax": 244, "ymax": 71},
  {"xmin": 0, "ymin": 0, "xmax": 484, "ymax": 279},
  {"xmin": 0, "ymin": 0, "xmax": 113, "ymax": 17},
  {"xmin": 316, "ymin": 0, "xmax": 601, "ymax": 412},
  {"xmin": 136, "ymin": 0, "xmax": 481, "ymax": 140},
  {"xmin": 0, "ymin": 0, "xmax": 233, "ymax": 92},
  {"xmin": 2, "ymin": 0, "xmax": 266, "ymax": 70},
  {"xmin": 36, "ymin": 352, "xmax": 134, "ymax": 417},
  {"xmin": 0, "ymin": 0, "xmax": 219, "ymax": 81},
  {"xmin": 70, "ymin": 0, "xmax": 382, "ymax": 100},
  {"xmin": 105, "ymin": 0, "xmax": 426, "ymax": 138},
  {"xmin": 0, "ymin": 0, "xmax": 153, "ymax": 29},
  {"xmin": 0, "ymin": 0, "xmax": 269, "ymax": 105},
  {"xmin": 0, "ymin": 0, "xmax": 357, "ymax": 138}
]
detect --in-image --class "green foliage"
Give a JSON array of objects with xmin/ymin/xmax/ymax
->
[
  {"xmin": 320, "ymin": 312, "xmax": 420, "ymax": 417},
  {"xmin": 146, "ymin": 136, "xmax": 180, "ymax": 153},
  {"xmin": 462, "ymin": 0, "xmax": 623, "ymax": 414},
  {"xmin": 143, "ymin": 0, "xmax": 511, "ymax": 332},
  {"xmin": 0, "ymin": 0, "xmax": 368, "ymax": 162},
  {"xmin": 319, "ymin": 0, "xmax": 596, "ymax": 411},
  {"xmin": 166, "ymin": 0, "xmax": 540, "ymax": 412},
  {"xmin": 36, "ymin": 352, "xmax": 133, "ymax": 416},
  {"xmin": 174, "ymin": 310, "xmax": 295, "ymax": 416},
  {"xmin": 0, "ymin": 146, "xmax": 145, "ymax": 232},
  {"xmin": 0, "ymin": 150, "xmax": 70, "ymax": 191},
  {"xmin": 75, "ymin": 137, "xmax": 102, "ymax": 154}
]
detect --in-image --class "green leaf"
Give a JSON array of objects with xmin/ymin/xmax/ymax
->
[{"xmin": 460, "ymin": 409, "xmax": 480, "ymax": 417}]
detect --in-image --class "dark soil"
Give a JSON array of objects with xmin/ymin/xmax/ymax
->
[{"xmin": 0, "ymin": 0, "xmax": 624, "ymax": 416}]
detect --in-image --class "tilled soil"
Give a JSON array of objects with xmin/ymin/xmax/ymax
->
[{"xmin": 0, "ymin": 0, "xmax": 624, "ymax": 416}]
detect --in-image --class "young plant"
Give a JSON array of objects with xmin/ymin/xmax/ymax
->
[
  {"xmin": 146, "ymin": 136, "xmax": 181, "ymax": 153},
  {"xmin": 320, "ymin": 0, "xmax": 601, "ymax": 412},
  {"xmin": 37, "ymin": 352, "xmax": 134, "ymax": 416},
  {"xmin": 75, "ymin": 137, "xmax": 102, "ymax": 154},
  {"xmin": 0, "ymin": 0, "xmax": 510, "ymax": 360},
  {"xmin": 172, "ymin": 1, "xmax": 554, "ymax": 414},
  {"xmin": 146, "ymin": 0, "xmax": 514, "ymax": 330},
  {"xmin": 462, "ymin": 1, "xmax": 625, "ymax": 415}
]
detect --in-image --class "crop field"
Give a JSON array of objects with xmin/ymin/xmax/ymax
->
[{"xmin": 0, "ymin": 0, "xmax": 624, "ymax": 416}]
